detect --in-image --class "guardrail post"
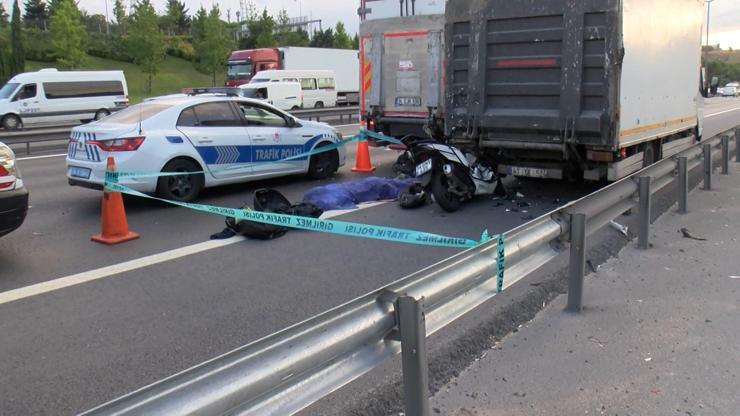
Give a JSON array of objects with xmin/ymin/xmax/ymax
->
[
  {"xmin": 26, "ymin": 142, "xmax": 31, "ymax": 155},
  {"xmin": 638, "ymin": 176, "xmax": 652, "ymax": 250},
  {"xmin": 736, "ymin": 128, "xmax": 740, "ymax": 163},
  {"xmin": 703, "ymin": 143, "xmax": 712, "ymax": 190},
  {"xmin": 678, "ymin": 157, "xmax": 689, "ymax": 214},
  {"xmin": 721, "ymin": 135, "xmax": 730, "ymax": 175},
  {"xmin": 566, "ymin": 213, "xmax": 587, "ymax": 313},
  {"xmin": 397, "ymin": 296, "xmax": 430, "ymax": 416}
]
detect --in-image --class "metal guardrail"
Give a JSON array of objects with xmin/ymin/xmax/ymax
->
[
  {"xmin": 0, "ymin": 107, "xmax": 360, "ymax": 155},
  {"xmin": 80, "ymin": 127, "xmax": 740, "ymax": 416}
]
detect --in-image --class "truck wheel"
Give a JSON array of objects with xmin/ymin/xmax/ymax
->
[
  {"xmin": 2, "ymin": 114, "xmax": 22, "ymax": 130},
  {"xmin": 156, "ymin": 159, "xmax": 205, "ymax": 202},
  {"xmin": 314, "ymin": 101, "xmax": 324, "ymax": 109},
  {"xmin": 431, "ymin": 171, "xmax": 462, "ymax": 212},
  {"xmin": 291, "ymin": 106, "xmax": 301, "ymax": 111},
  {"xmin": 308, "ymin": 143, "xmax": 339, "ymax": 179},
  {"xmin": 642, "ymin": 142, "xmax": 658, "ymax": 167}
]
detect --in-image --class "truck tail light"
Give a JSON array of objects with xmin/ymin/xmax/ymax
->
[
  {"xmin": 89, "ymin": 137, "xmax": 146, "ymax": 152},
  {"xmin": 620, "ymin": 148, "xmax": 628, "ymax": 159}
]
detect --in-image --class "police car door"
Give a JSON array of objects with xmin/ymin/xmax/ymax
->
[
  {"xmin": 235, "ymin": 101, "xmax": 305, "ymax": 175},
  {"xmin": 176, "ymin": 101, "xmax": 252, "ymax": 179}
]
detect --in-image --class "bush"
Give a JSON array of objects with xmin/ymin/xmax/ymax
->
[
  {"xmin": 23, "ymin": 28, "xmax": 55, "ymax": 62},
  {"xmin": 87, "ymin": 33, "xmax": 133, "ymax": 63},
  {"xmin": 166, "ymin": 36, "xmax": 196, "ymax": 62}
]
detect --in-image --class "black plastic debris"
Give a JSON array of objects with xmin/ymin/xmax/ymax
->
[{"xmin": 210, "ymin": 189, "xmax": 323, "ymax": 241}]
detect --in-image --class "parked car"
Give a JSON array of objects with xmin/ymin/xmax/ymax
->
[
  {"xmin": 250, "ymin": 70, "xmax": 338, "ymax": 108},
  {"xmin": 66, "ymin": 91, "xmax": 346, "ymax": 202},
  {"xmin": 0, "ymin": 69, "xmax": 128, "ymax": 130},
  {"xmin": 0, "ymin": 142, "xmax": 29, "ymax": 237},
  {"xmin": 239, "ymin": 82, "xmax": 303, "ymax": 110}
]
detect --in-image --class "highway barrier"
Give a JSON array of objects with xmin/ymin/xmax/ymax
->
[{"xmin": 80, "ymin": 126, "xmax": 739, "ymax": 416}]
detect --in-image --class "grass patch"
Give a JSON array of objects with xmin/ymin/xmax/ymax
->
[{"xmin": 27, "ymin": 55, "xmax": 224, "ymax": 104}]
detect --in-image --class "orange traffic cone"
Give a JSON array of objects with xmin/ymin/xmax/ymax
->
[
  {"xmin": 91, "ymin": 157, "xmax": 140, "ymax": 245},
  {"xmin": 352, "ymin": 140, "xmax": 376, "ymax": 173}
]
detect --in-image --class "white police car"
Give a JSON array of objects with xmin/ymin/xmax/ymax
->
[{"xmin": 66, "ymin": 92, "xmax": 345, "ymax": 201}]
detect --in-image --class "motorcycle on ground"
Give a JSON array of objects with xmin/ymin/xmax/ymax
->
[{"xmin": 394, "ymin": 135, "xmax": 502, "ymax": 212}]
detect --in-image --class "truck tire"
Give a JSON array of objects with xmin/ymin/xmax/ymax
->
[
  {"xmin": 431, "ymin": 171, "xmax": 462, "ymax": 212},
  {"xmin": 314, "ymin": 101, "xmax": 324, "ymax": 109},
  {"xmin": 156, "ymin": 159, "xmax": 205, "ymax": 202},
  {"xmin": 642, "ymin": 142, "xmax": 659, "ymax": 167}
]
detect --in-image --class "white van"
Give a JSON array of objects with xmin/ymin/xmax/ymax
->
[
  {"xmin": 239, "ymin": 82, "xmax": 303, "ymax": 110},
  {"xmin": 0, "ymin": 69, "xmax": 128, "ymax": 130},
  {"xmin": 250, "ymin": 70, "xmax": 337, "ymax": 108}
]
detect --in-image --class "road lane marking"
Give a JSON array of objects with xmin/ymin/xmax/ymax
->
[
  {"xmin": 0, "ymin": 201, "xmax": 388, "ymax": 306},
  {"xmin": 17, "ymin": 153, "xmax": 68, "ymax": 161},
  {"xmin": 705, "ymin": 107, "xmax": 740, "ymax": 119}
]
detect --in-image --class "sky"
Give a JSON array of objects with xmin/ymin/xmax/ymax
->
[{"xmin": 2, "ymin": 1, "xmax": 739, "ymax": 48}]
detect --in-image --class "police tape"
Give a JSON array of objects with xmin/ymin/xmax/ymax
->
[
  {"xmin": 108, "ymin": 129, "xmax": 404, "ymax": 180},
  {"xmin": 496, "ymin": 233, "xmax": 505, "ymax": 293},
  {"xmin": 113, "ymin": 135, "xmax": 361, "ymax": 180},
  {"xmin": 105, "ymin": 180, "xmax": 495, "ymax": 249}
]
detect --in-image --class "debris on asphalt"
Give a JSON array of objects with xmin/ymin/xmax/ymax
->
[
  {"xmin": 680, "ymin": 228, "xmax": 707, "ymax": 241},
  {"xmin": 515, "ymin": 192, "xmax": 525, "ymax": 198},
  {"xmin": 587, "ymin": 260, "xmax": 599, "ymax": 273},
  {"xmin": 644, "ymin": 357, "xmax": 652, "ymax": 362},
  {"xmin": 609, "ymin": 220, "xmax": 629, "ymax": 237},
  {"xmin": 730, "ymin": 276, "xmax": 740, "ymax": 279},
  {"xmin": 517, "ymin": 201, "xmax": 531, "ymax": 208}
]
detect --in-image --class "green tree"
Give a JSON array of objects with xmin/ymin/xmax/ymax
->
[
  {"xmin": 10, "ymin": 0, "xmax": 24, "ymax": 76},
  {"xmin": 191, "ymin": 6, "xmax": 207, "ymax": 43},
  {"xmin": 125, "ymin": 0, "xmax": 166, "ymax": 93},
  {"xmin": 0, "ymin": 3, "xmax": 9, "ymax": 28},
  {"xmin": 332, "ymin": 22, "xmax": 352, "ymax": 49},
  {"xmin": 273, "ymin": 9, "xmax": 309, "ymax": 47},
  {"xmin": 163, "ymin": 0, "xmax": 189, "ymax": 35},
  {"xmin": 352, "ymin": 33, "xmax": 359, "ymax": 49},
  {"xmin": 310, "ymin": 28, "xmax": 335, "ymax": 48},
  {"xmin": 252, "ymin": 9, "xmax": 275, "ymax": 48},
  {"xmin": 46, "ymin": 0, "xmax": 72, "ymax": 18},
  {"xmin": 195, "ymin": 5, "xmax": 232, "ymax": 85},
  {"xmin": 23, "ymin": 0, "xmax": 47, "ymax": 30},
  {"xmin": 49, "ymin": 0, "xmax": 86, "ymax": 68},
  {"xmin": 0, "ymin": 32, "xmax": 11, "ymax": 84},
  {"xmin": 113, "ymin": 0, "xmax": 126, "ymax": 34}
]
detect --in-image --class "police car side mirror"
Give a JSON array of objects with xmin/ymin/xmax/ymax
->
[{"xmin": 286, "ymin": 117, "xmax": 300, "ymax": 128}]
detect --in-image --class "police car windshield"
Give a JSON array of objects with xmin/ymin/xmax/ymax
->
[
  {"xmin": 102, "ymin": 103, "xmax": 173, "ymax": 124},
  {"xmin": 0, "ymin": 83, "xmax": 19, "ymax": 99}
]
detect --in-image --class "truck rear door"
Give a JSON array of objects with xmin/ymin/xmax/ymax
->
[{"xmin": 446, "ymin": 0, "xmax": 620, "ymax": 146}]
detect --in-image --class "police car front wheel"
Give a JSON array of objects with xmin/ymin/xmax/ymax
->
[
  {"xmin": 157, "ymin": 159, "xmax": 205, "ymax": 202},
  {"xmin": 308, "ymin": 145, "xmax": 339, "ymax": 179}
]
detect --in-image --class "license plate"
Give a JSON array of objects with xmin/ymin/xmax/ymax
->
[
  {"xmin": 415, "ymin": 159, "xmax": 433, "ymax": 177},
  {"xmin": 396, "ymin": 96, "xmax": 421, "ymax": 107},
  {"xmin": 508, "ymin": 166, "xmax": 550, "ymax": 178},
  {"xmin": 69, "ymin": 166, "xmax": 91, "ymax": 179}
]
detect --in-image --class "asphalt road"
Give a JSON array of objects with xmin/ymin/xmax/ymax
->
[{"xmin": 0, "ymin": 98, "xmax": 738, "ymax": 415}]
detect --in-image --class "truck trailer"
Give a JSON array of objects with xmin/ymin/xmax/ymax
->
[
  {"xmin": 226, "ymin": 47, "xmax": 360, "ymax": 105},
  {"xmin": 360, "ymin": 0, "xmax": 447, "ymax": 138},
  {"xmin": 444, "ymin": 0, "xmax": 707, "ymax": 181}
]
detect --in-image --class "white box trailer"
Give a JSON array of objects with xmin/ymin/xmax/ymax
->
[
  {"xmin": 279, "ymin": 47, "xmax": 360, "ymax": 105},
  {"xmin": 360, "ymin": 0, "xmax": 447, "ymax": 138},
  {"xmin": 444, "ymin": 0, "xmax": 706, "ymax": 181}
]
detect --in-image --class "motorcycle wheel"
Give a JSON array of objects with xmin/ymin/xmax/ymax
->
[{"xmin": 431, "ymin": 170, "xmax": 462, "ymax": 212}]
